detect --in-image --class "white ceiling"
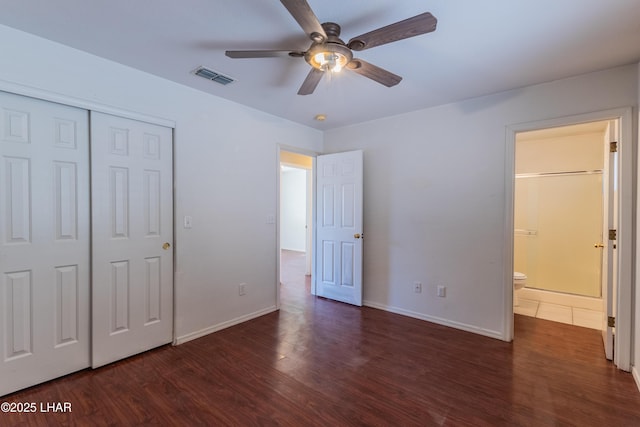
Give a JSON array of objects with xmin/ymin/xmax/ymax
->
[{"xmin": 1, "ymin": 0, "xmax": 640, "ymax": 130}]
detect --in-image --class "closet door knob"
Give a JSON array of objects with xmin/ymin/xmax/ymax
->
[
  {"xmin": 594, "ymin": 243, "xmax": 604, "ymax": 248},
  {"xmin": 162, "ymin": 242, "xmax": 171, "ymax": 250}
]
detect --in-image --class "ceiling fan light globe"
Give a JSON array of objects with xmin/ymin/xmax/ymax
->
[
  {"xmin": 314, "ymin": 52, "xmax": 346, "ymax": 72},
  {"xmin": 305, "ymin": 42, "xmax": 352, "ymax": 73}
]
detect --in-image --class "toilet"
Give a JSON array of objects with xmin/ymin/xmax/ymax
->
[{"xmin": 513, "ymin": 272, "xmax": 527, "ymax": 306}]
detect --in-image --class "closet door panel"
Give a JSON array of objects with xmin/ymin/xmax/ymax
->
[
  {"xmin": 91, "ymin": 112, "xmax": 173, "ymax": 368},
  {"xmin": 0, "ymin": 91, "xmax": 90, "ymax": 396}
]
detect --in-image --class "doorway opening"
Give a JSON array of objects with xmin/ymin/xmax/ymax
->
[
  {"xmin": 504, "ymin": 108, "xmax": 633, "ymax": 371},
  {"xmin": 513, "ymin": 120, "xmax": 612, "ymax": 325},
  {"xmin": 506, "ymin": 108, "xmax": 633, "ymax": 370},
  {"xmin": 279, "ymin": 150, "xmax": 314, "ymax": 305},
  {"xmin": 277, "ymin": 148, "xmax": 364, "ymax": 308}
]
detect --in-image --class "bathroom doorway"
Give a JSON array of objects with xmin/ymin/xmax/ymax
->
[
  {"xmin": 513, "ymin": 120, "xmax": 611, "ymax": 323},
  {"xmin": 506, "ymin": 108, "xmax": 633, "ymax": 370},
  {"xmin": 511, "ymin": 118, "xmax": 620, "ymax": 355}
]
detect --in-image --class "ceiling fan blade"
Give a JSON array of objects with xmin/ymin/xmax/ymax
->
[
  {"xmin": 348, "ymin": 12, "xmax": 437, "ymax": 51},
  {"xmin": 298, "ymin": 68, "xmax": 324, "ymax": 95},
  {"xmin": 280, "ymin": 0, "xmax": 327, "ymax": 42},
  {"xmin": 346, "ymin": 59, "xmax": 402, "ymax": 87},
  {"xmin": 225, "ymin": 50, "xmax": 304, "ymax": 59}
]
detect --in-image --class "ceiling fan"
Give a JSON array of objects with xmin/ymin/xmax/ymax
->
[{"xmin": 225, "ymin": 0, "xmax": 437, "ymax": 95}]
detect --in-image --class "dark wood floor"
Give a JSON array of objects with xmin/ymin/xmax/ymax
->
[{"xmin": 3, "ymin": 250, "xmax": 640, "ymax": 426}]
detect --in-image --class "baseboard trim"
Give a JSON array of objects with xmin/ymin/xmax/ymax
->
[
  {"xmin": 363, "ymin": 300, "xmax": 504, "ymax": 341},
  {"xmin": 174, "ymin": 306, "xmax": 278, "ymax": 345},
  {"xmin": 632, "ymin": 367, "xmax": 640, "ymax": 392}
]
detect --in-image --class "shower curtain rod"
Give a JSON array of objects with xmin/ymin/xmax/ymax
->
[{"xmin": 515, "ymin": 169, "xmax": 603, "ymax": 179}]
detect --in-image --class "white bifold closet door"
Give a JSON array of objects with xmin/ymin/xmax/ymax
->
[
  {"xmin": 90, "ymin": 112, "xmax": 173, "ymax": 368},
  {"xmin": 0, "ymin": 91, "xmax": 91, "ymax": 396},
  {"xmin": 0, "ymin": 93, "xmax": 174, "ymax": 395}
]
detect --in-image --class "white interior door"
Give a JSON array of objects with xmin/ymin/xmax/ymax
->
[
  {"xmin": 0, "ymin": 92, "xmax": 90, "ymax": 395},
  {"xmin": 315, "ymin": 150, "xmax": 363, "ymax": 306},
  {"xmin": 601, "ymin": 120, "xmax": 618, "ymax": 360},
  {"xmin": 91, "ymin": 112, "xmax": 173, "ymax": 368}
]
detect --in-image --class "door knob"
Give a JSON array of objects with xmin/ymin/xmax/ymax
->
[
  {"xmin": 162, "ymin": 242, "xmax": 171, "ymax": 250},
  {"xmin": 354, "ymin": 233, "xmax": 361, "ymax": 239},
  {"xmin": 594, "ymin": 243, "xmax": 604, "ymax": 248}
]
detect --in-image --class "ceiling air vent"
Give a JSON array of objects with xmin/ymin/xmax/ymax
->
[{"xmin": 193, "ymin": 66, "xmax": 235, "ymax": 85}]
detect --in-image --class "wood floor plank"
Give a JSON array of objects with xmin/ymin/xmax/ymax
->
[{"xmin": 2, "ymin": 249, "xmax": 640, "ymax": 425}]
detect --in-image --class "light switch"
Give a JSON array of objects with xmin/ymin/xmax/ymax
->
[{"xmin": 184, "ymin": 216, "xmax": 193, "ymax": 229}]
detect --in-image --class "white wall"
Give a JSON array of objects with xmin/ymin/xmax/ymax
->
[
  {"xmin": 635, "ymin": 62, "xmax": 640, "ymax": 388},
  {"xmin": 0, "ymin": 25, "xmax": 323, "ymax": 342},
  {"xmin": 280, "ymin": 168, "xmax": 307, "ymax": 252},
  {"xmin": 324, "ymin": 64, "xmax": 638, "ymax": 339}
]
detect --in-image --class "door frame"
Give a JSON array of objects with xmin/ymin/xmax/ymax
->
[
  {"xmin": 276, "ymin": 145, "xmax": 318, "ymax": 309},
  {"xmin": 504, "ymin": 107, "xmax": 633, "ymax": 371}
]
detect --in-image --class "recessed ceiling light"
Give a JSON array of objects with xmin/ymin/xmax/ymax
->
[{"xmin": 315, "ymin": 114, "xmax": 327, "ymax": 121}]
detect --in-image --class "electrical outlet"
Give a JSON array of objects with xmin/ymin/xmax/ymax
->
[
  {"xmin": 437, "ymin": 286, "xmax": 446, "ymax": 297},
  {"xmin": 239, "ymin": 283, "xmax": 246, "ymax": 296},
  {"xmin": 414, "ymin": 282, "xmax": 422, "ymax": 293}
]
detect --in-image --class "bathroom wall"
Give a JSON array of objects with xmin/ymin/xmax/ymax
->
[{"xmin": 514, "ymin": 125, "xmax": 606, "ymax": 297}]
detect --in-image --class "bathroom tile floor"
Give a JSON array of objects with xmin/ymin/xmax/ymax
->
[{"xmin": 515, "ymin": 298, "xmax": 602, "ymax": 330}]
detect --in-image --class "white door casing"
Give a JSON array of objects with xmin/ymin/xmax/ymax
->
[
  {"xmin": 0, "ymin": 92, "xmax": 90, "ymax": 395},
  {"xmin": 91, "ymin": 112, "xmax": 173, "ymax": 368},
  {"xmin": 601, "ymin": 120, "xmax": 618, "ymax": 360},
  {"xmin": 315, "ymin": 150, "xmax": 363, "ymax": 306},
  {"xmin": 305, "ymin": 168, "xmax": 313, "ymax": 276}
]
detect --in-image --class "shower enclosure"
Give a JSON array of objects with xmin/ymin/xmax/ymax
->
[
  {"xmin": 514, "ymin": 122, "xmax": 607, "ymax": 299},
  {"xmin": 514, "ymin": 172, "xmax": 603, "ymax": 297}
]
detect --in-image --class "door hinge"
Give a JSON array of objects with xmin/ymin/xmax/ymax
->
[
  {"xmin": 610, "ymin": 141, "xmax": 618, "ymax": 153},
  {"xmin": 608, "ymin": 229, "xmax": 617, "ymax": 241},
  {"xmin": 608, "ymin": 316, "xmax": 615, "ymax": 328}
]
